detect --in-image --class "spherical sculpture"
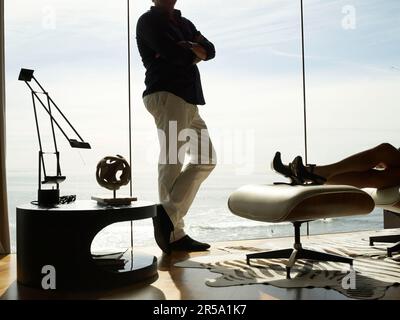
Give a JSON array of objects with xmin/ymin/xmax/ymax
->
[{"xmin": 96, "ymin": 155, "xmax": 131, "ymax": 191}]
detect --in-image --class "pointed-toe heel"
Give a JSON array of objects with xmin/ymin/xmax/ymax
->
[
  {"xmin": 291, "ymin": 156, "xmax": 326, "ymax": 185},
  {"xmin": 271, "ymin": 152, "xmax": 292, "ymax": 177},
  {"xmin": 271, "ymin": 152, "xmax": 303, "ymax": 185}
]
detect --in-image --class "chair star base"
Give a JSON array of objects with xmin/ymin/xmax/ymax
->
[{"xmin": 246, "ymin": 222, "xmax": 353, "ymax": 279}]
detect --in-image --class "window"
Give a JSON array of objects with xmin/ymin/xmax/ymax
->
[
  {"xmin": 6, "ymin": 0, "xmax": 130, "ymax": 251},
  {"xmin": 6, "ymin": 0, "xmax": 399, "ymax": 251}
]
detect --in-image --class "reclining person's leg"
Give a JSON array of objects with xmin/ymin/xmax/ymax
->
[
  {"xmin": 313, "ymin": 143, "xmax": 400, "ymax": 180},
  {"xmin": 327, "ymin": 167, "xmax": 400, "ymax": 189}
]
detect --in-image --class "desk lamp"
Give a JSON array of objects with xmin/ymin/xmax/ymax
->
[{"xmin": 18, "ymin": 68, "xmax": 91, "ymax": 207}]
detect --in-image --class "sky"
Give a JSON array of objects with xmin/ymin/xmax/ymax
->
[{"xmin": 4, "ymin": 0, "xmax": 400, "ymax": 190}]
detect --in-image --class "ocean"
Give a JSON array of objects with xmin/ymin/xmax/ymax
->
[{"xmin": 6, "ymin": 171, "xmax": 383, "ymax": 253}]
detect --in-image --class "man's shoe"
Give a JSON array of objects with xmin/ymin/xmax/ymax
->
[
  {"xmin": 170, "ymin": 235, "xmax": 210, "ymax": 252},
  {"xmin": 153, "ymin": 205, "xmax": 174, "ymax": 254}
]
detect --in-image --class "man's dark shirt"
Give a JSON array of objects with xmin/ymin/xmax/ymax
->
[{"xmin": 136, "ymin": 6, "xmax": 215, "ymax": 106}]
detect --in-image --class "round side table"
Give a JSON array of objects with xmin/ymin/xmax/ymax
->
[{"xmin": 17, "ymin": 200, "xmax": 158, "ymax": 290}]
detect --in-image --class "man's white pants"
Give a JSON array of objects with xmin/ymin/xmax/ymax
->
[{"xmin": 143, "ymin": 91, "xmax": 216, "ymax": 242}]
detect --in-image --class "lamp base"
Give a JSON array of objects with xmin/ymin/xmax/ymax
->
[{"xmin": 38, "ymin": 189, "xmax": 60, "ymax": 207}]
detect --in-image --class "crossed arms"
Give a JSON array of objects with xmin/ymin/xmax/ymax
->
[
  {"xmin": 177, "ymin": 34, "xmax": 210, "ymax": 64},
  {"xmin": 137, "ymin": 15, "xmax": 215, "ymax": 67}
]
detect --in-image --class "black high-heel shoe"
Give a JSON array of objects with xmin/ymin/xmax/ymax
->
[
  {"xmin": 271, "ymin": 152, "xmax": 291, "ymax": 176},
  {"xmin": 271, "ymin": 152, "xmax": 304, "ymax": 185},
  {"xmin": 291, "ymin": 156, "xmax": 327, "ymax": 185}
]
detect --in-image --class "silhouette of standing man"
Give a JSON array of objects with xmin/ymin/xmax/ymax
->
[{"xmin": 136, "ymin": 0, "xmax": 216, "ymax": 253}]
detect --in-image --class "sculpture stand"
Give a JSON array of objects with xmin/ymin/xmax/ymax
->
[
  {"xmin": 92, "ymin": 190, "xmax": 137, "ymax": 206},
  {"xmin": 93, "ymin": 155, "xmax": 135, "ymax": 206}
]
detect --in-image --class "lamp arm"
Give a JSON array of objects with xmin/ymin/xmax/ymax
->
[
  {"xmin": 32, "ymin": 77, "xmax": 86, "ymax": 143},
  {"xmin": 25, "ymin": 81, "xmax": 72, "ymax": 144},
  {"xmin": 30, "ymin": 91, "xmax": 44, "ymax": 153}
]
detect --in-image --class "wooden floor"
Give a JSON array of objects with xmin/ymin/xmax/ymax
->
[{"xmin": 1, "ymin": 230, "xmax": 400, "ymax": 300}]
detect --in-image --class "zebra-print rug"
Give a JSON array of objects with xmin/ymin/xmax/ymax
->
[{"xmin": 175, "ymin": 237, "xmax": 400, "ymax": 300}]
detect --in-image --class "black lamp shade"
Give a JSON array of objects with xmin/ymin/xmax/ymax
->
[
  {"xmin": 18, "ymin": 68, "xmax": 35, "ymax": 82},
  {"xmin": 69, "ymin": 139, "xmax": 91, "ymax": 149}
]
